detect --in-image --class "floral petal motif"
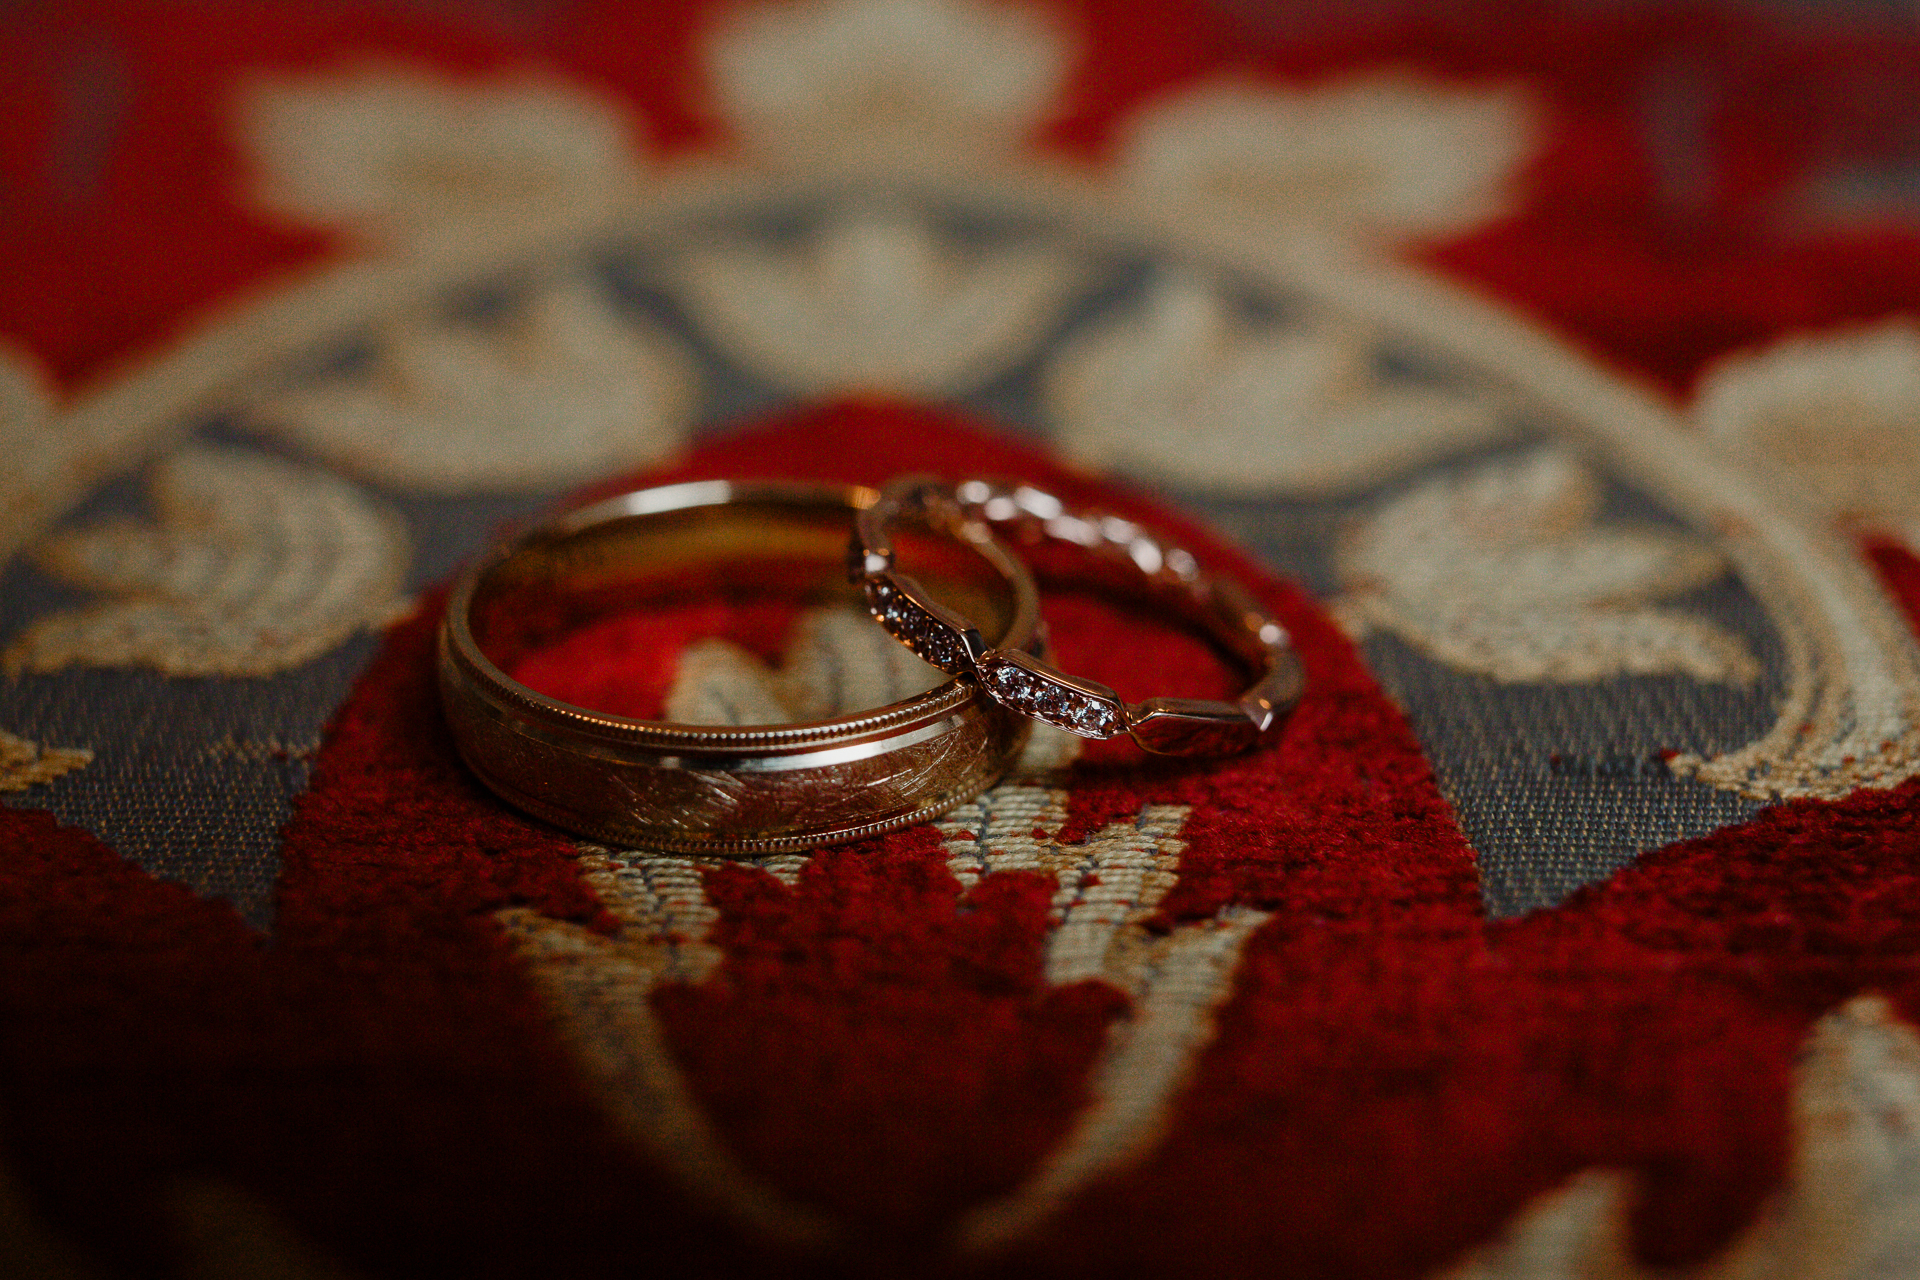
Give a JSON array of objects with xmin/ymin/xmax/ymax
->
[
  {"xmin": 1334, "ymin": 449, "xmax": 1759, "ymax": 684},
  {"xmin": 237, "ymin": 66, "xmax": 642, "ymax": 240},
  {"xmin": 0, "ymin": 342, "xmax": 60, "ymax": 564},
  {"xmin": 1046, "ymin": 271, "xmax": 1514, "ymax": 496},
  {"xmin": 497, "ymin": 847, "xmax": 833, "ymax": 1251},
  {"xmin": 658, "ymin": 607, "xmax": 946, "ymax": 727},
  {"xmin": 0, "ymin": 730, "xmax": 92, "ymax": 792},
  {"xmin": 493, "ymin": 611, "xmax": 994, "ymax": 1248},
  {"xmin": 250, "ymin": 281, "xmax": 698, "ymax": 494},
  {"xmin": 938, "ymin": 771, "xmax": 1271, "ymax": 1254},
  {"xmin": 506, "ymin": 619, "xmax": 1266, "ymax": 1251},
  {"xmin": 1438, "ymin": 996, "xmax": 1920, "ymax": 1279},
  {"xmin": 6, "ymin": 446, "xmax": 409, "ymax": 678},
  {"xmin": 1119, "ymin": 76, "xmax": 1536, "ymax": 241},
  {"xmin": 1696, "ymin": 321, "xmax": 1920, "ymax": 547},
  {"xmin": 673, "ymin": 207, "xmax": 1091, "ymax": 395},
  {"xmin": 770, "ymin": 606, "xmax": 950, "ymax": 720},
  {"xmin": 705, "ymin": 0, "xmax": 1070, "ymax": 159}
]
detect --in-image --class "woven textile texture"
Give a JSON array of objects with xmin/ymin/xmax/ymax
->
[{"xmin": 5, "ymin": 2, "xmax": 1920, "ymax": 1277}]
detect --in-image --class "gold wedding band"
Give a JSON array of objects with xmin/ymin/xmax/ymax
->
[
  {"xmin": 438, "ymin": 480, "xmax": 1040, "ymax": 852},
  {"xmin": 852, "ymin": 476, "xmax": 1303, "ymax": 755}
]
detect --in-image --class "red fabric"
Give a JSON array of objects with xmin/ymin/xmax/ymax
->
[
  {"xmin": 7, "ymin": 1, "xmax": 1920, "ymax": 1274},
  {"xmin": 7, "ymin": 1, "xmax": 1920, "ymax": 395},
  {"xmin": 1867, "ymin": 537, "xmax": 1920, "ymax": 638},
  {"xmin": 3, "ymin": 401, "xmax": 1919, "ymax": 1277}
]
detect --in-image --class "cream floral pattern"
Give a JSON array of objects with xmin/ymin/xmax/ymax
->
[
  {"xmin": 498, "ymin": 601, "xmax": 970, "ymax": 1248},
  {"xmin": 498, "ymin": 846, "xmax": 835, "ymax": 1251},
  {"xmin": 0, "ymin": 731, "xmax": 92, "ymax": 793},
  {"xmin": 1, "ymin": 8, "xmax": 1913, "ymax": 1268},
  {"xmin": 0, "ymin": 343, "xmax": 59, "ymax": 565},
  {"xmin": 251, "ymin": 279, "xmax": 698, "ymax": 494},
  {"xmin": 705, "ymin": 0, "xmax": 1070, "ymax": 159},
  {"xmin": 238, "ymin": 65, "xmax": 643, "ymax": 241},
  {"xmin": 502, "ymin": 615, "xmax": 1265, "ymax": 1254},
  {"xmin": 660, "ymin": 603, "xmax": 948, "ymax": 727},
  {"xmin": 672, "ymin": 206, "xmax": 1091, "ymax": 395},
  {"xmin": 940, "ymin": 778, "xmax": 1270, "ymax": 1254},
  {"xmin": 1696, "ymin": 321, "xmax": 1920, "ymax": 549},
  {"xmin": 1334, "ymin": 449, "xmax": 1758, "ymax": 684},
  {"xmin": 6, "ymin": 446, "xmax": 410, "ymax": 678},
  {"xmin": 1439, "ymin": 997, "xmax": 1920, "ymax": 1280},
  {"xmin": 1047, "ymin": 271, "xmax": 1514, "ymax": 496},
  {"xmin": 1119, "ymin": 75, "xmax": 1537, "ymax": 241}
]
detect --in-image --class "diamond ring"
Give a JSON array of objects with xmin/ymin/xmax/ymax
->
[{"xmin": 851, "ymin": 475, "xmax": 1303, "ymax": 755}]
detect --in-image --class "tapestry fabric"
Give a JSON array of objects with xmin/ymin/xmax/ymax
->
[{"xmin": 4, "ymin": 2, "xmax": 1920, "ymax": 1277}]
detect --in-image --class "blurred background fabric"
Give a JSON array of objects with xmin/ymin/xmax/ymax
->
[{"xmin": 4, "ymin": 1, "xmax": 1920, "ymax": 1276}]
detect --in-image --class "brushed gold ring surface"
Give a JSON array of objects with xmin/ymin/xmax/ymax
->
[{"xmin": 438, "ymin": 479, "xmax": 1041, "ymax": 852}]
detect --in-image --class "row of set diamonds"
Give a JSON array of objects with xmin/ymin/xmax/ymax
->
[
  {"xmin": 978, "ymin": 659, "xmax": 1121, "ymax": 738},
  {"xmin": 865, "ymin": 577, "xmax": 967, "ymax": 673}
]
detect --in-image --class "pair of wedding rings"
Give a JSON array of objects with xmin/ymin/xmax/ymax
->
[{"xmin": 438, "ymin": 476, "xmax": 1303, "ymax": 853}]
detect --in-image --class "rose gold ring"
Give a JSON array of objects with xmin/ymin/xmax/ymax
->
[
  {"xmin": 851, "ymin": 476, "xmax": 1303, "ymax": 756},
  {"xmin": 439, "ymin": 479, "xmax": 1041, "ymax": 852}
]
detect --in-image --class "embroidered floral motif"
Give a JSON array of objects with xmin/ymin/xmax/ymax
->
[
  {"xmin": 249, "ymin": 280, "xmax": 697, "ymax": 494},
  {"xmin": 1118, "ymin": 75, "xmax": 1537, "ymax": 241},
  {"xmin": 1333, "ymin": 449, "xmax": 1759, "ymax": 684},
  {"xmin": 497, "ymin": 848, "xmax": 833, "ymax": 1251},
  {"xmin": 671, "ymin": 206, "xmax": 1091, "ymax": 395},
  {"xmin": 238, "ymin": 65, "xmax": 643, "ymax": 241},
  {"xmin": 659, "ymin": 604, "xmax": 947, "ymax": 727},
  {"xmin": 504, "ymin": 621, "xmax": 1261, "ymax": 1254},
  {"xmin": 6, "ymin": 446, "xmax": 409, "ymax": 678},
  {"xmin": 938, "ymin": 776, "xmax": 1270, "ymax": 1254},
  {"xmin": 1438, "ymin": 996, "xmax": 1920, "ymax": 1279},
  {"xmin": 0, "ymin": 730, "xmax": 92, "ymax": 792},
  {"xmin": 497, "ymin": 606, "xmax": 962, "ymax": 1248},
  {"xmin": 0, "ymin": 343, "xmax": 67, "ymax": 567},
  {"xmin": 705, "ymin": 0, "xmax": 1070, "ymax": 159},
  {"xmin": 1046, "ymin": 270, "xmax": 1514, "ymax": 496},
  {"xmin": 1696, "ymin": 321, "xmax": 1920, "ymax": 549}
]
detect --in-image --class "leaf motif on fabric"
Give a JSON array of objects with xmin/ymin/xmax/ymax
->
[
  {"xmin": 0, "ymin": 342, "xmax": 61, "ymax": 564},
  {"xmin": 1046, "ymin": 271, "xmax": 1514, "ymax": 496},
  {"xmin": 237, "ymin": 65, "xmax": 642, "ymax": 241},
  {"xmin": 937, "ymin": 765, "xmax": 1271, "ymax": 1253},
  {"xmin": 660, "ymin": 605, "xmax": 949, "ymax": 727},
  {"xmin": 6, "ymin": 446, "xmax": 409, "ymax": 678},
  {"xmin": 249, "ymin": 280, "xmax": 697, "ymax": 494},
  {"xmin": 1696, "ymin": 321, "xmax": 1920, "ymax": 551},
  {"xmin": 497, "ymin": 607, "xmax": 962, "ymax": 1249},
  {"xmin": 0, "ymin": 341, "xmax": 51, "ymax": 437},
  {"xmin": 0, "ymin": 730, "xmax": 92, "ymax": 793},
  {"xmin": 498, "ymin": 849, "xmax": 832, "ymax": 1251},
  {"xmin": 704, "ymin": 0, "xmax": 1070, "ymax": 160},
  {"xmin": 1333, "ymin": 449, "xmax": 1759, "ymax": 685},
  {"xmin": 671, "ymin": 206, "xmax": 1092, "ymax": 396},
  {"xmin": 1118, "ymin": 75, "xmax": 1537, "ymax": 242},
  {"xmin": 505, "ymin": 621, "xmax": 1266, "ymax": 1253},
  {"xmin": 1437, "ymin": 996, "xmax": 1920, "ymax": 1279}
]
